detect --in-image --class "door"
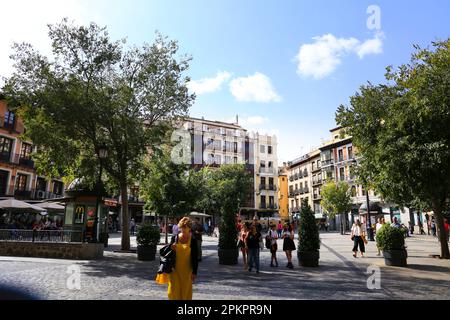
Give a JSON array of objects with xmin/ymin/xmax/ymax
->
[{"xmin": 0, "ymin": 170, "xmax": 9, "ymax": 196}]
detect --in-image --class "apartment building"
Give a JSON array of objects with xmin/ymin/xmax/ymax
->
[
  {"xmin": 287, "ymin": 153, "xmax": 313, "ymax": 217},
  {"xmin": 278, "ymin": 165, "xmax": 289, "ymax": 222},
  {"xmin": 0, "ymin": 97, "xmax": 65, "ymax": 201},
  {"xmin": 253, "ymin": 133, "xmax": 279, "ymax": 216}
]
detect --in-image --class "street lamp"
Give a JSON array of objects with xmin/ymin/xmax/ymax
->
[{"xmin": 94, "ymin": 144, "xmax": 108, "ymax": 243}]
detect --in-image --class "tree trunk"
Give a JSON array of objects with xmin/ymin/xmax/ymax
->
[
  {"xmin": 340, "ymin": 214, "xmax": 345, "ymax": 235},
  {"xmin": 432, "ymin": 203, "xmax": 450, "ymax": 259},
  {"xmin": 120, "ymin": 181, "xmax": 130, "ymax": 251}
]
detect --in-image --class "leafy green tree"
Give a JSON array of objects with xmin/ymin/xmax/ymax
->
[
  {"xmin": 140, "ymin": 148, "xmax": 202, "ymax": 221},
  {"xmin": 320, "ymin": 181, "xmax": 353, "ymax": 235},
  {"xmin": 210, "ymin": 165, "xmax": 254, "ymax": 250},
  {"xmin": 336, "ymin": 40, "xmax": 450, "ymax": 258},
  {"xmin": 2, "ymin": 19, "xmax": 194, "ymax": 250}
]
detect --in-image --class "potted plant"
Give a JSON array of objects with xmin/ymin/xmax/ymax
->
[
  {"xmin": 136, "ymin": 223, "xmax": 161, "ymax": 261},
  {"xmin": 297, "ymin": 203, "xmax": 321, "ymax": 267},
  {"xmin": 376, "ymin": 224, "xmax": 407, "ymax": 267}
]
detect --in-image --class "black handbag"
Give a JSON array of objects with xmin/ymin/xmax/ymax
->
[
  {"xmin": 158, "ymin": 237, "xmax": 177, "ymax": 274},
  {"xmin": 265, "ymin": 235, "xmax": 271, "ymax": 249}
]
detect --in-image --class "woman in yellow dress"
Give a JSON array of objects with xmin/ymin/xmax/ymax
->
[{"xmin": 156, "ymin": 217, "xmax": 198, "ymax": 300}]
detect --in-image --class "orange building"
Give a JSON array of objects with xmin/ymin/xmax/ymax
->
[{"xmin": 0, "ymin": 96, "xmax": 65, "ymax": 200}]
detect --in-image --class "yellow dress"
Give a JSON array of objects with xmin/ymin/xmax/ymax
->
[{"xmin": 156, "ymin": 237, "xmax": 193, "ymax": 300}]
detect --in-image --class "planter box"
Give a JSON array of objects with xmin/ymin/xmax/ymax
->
[
  {"xmin": 218, "ymin": 248, "xmax": 239, "ymax": 265},
  {"xmin": 298, "ymin": 250, "xmax": 320, "ymax": 267},
  {"xmin": 137, "ymin": 245, "xmax": 157, "ymax": 261},
  {"xmin": 383, "ymin": 250, "xmax": 407, "ymax": 267}
]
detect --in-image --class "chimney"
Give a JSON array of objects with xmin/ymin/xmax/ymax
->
[{"xmin": 236, "ymin": 115, "xmax": 239, "ymax": 124}]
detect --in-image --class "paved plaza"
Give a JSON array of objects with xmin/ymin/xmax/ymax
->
[{"xmin": 1, "ymin": 232, "xmax": 449, "ymax": 300}]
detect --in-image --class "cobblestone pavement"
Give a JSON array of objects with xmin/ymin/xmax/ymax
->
[{"xmin": 1, "ymin": 232, "xmax": 449, "ymax": 300}]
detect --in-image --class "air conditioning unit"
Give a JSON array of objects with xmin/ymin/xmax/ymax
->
[{"xmin": 37, "ymin": 190, "xmax": 46, "ymax": 199}]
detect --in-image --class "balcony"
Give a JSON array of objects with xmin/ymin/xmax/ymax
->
[
  {"xmin": 313, "ymin": 179, "xmax": 323, "ymax": 186},
  {"xmin": 303, "ymin": 187, "xmax": 310, "ymax": 194},
  {"xmin": 289, "ymin": 176, "xmax": 294, "ymax": 182},
  {"xmin": 294, "ymin": 173, "xmax": 299, "ymax": 180},
  {"xmin": 303, "ymin": 170, "xmax": 308, "ymax": 177},
  {"xmin": 294, "ymin": 189, "xmax": 300, "ymax": 196},
  {"xmin": 322, "ymin": 159, "xmax": 334, "ymax": 167},
  {"xmin": 259, "ymin": 167, "xmax": 275, "ymax": 175},
  {"xmin": 0, "ymin": 152, "xmax": 35, "ymax": 169},
  {"xmin": 289, "ymin": 192, "xmax": 295, "ymax": 198},
  {"xmin": 259, "ymin": 184, "xmax": 278, "ymax": 191}
]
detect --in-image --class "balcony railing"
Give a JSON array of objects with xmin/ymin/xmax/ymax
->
[
  {"xmin": 289, "ymin": 176, "xmax": 294, "ymax": 182},
  {"xmin": 303, "ymin": 187, "xmax": 310, "ymax": 194},
  {"xmin": 259, "ymin": 167, "xmax": 275, "ymax": 175},
  {"xmin": 322, "ymin": 159, "xmax": 334, "ymax": 167},
  {"xmin": 0, "ymin": 186, "xmax": 63, "ymax": 200},
  {"xmin": 313, "ymin": 194, "xmax": 321, "ymax": 200},
  {"xmin": 0, "ymin": 152, "xmax": 35, "ymax": 169},
  {"xmin": 259, "ymin": 184, "xmax": 277, "ymax": 191},
  {"xmin": 313, "ymin": 179, "xmax": 323, "ymax": 186},
  {"xmin": 294, "ymin": 173, "xmax": 299, "ymax": 180}
]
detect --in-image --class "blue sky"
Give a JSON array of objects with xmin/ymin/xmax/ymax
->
[{"xmin": 1, "ymin": 0, "xmax": 449, "ymax": 162}]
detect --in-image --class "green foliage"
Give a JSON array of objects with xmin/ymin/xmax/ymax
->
[
  {"xmin": 140, "ymin": 147, "xmax": 202, "ymax": 218},
  {"xmin": 298, "ymin": 202, "xmax": 321, "ymax": 252},
  {"xmin": 136, "ymin": 223, "xmax": 161, "ymax": 246},
  {"xmin": 376, "ymin": 224, "xmax": 406, "ymax": 251},
  {"xmin": 320, "ymin": 181, "xmax": 353, "ymax": 219},
  {"xmin": 336, "ymin": 39, "xmax": 450, "ymax": 258},
  {"xmin": 211, "ymin": 165, "xmax": 253, "ymax": 250},
  {"xmin": 2, "ymin": 19, "xmax": 195, "ymax": 250}
]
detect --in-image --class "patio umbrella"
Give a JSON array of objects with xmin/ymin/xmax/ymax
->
[
  {"xmin": 0, "ymin": 199, "xmax": 46, "ymax": 212},
  {"xmin": 35, "ymin": 202, "xmax": 65, "ymax": 212}
]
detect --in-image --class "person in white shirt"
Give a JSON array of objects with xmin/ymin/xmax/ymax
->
[
  {"xmin": 268, "ymin": 224, "xmax": 279, "ymax": 267},
  {"xmin": 351, "ymin": 220, "xmax": 366, "ymax": 258},
  {"xmin": 375, "ymin": 218, "xmax": 384, "ymax": 256}
]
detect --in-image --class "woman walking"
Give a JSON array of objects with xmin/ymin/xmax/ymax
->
[
  {"xmin": 239, "ymin": 223, "xmax": 250, "ymax": 270},
  {"xmin": 246, "ymin": 225, "xmax": 262, "ymax": 274},
  {"xmin": 282, "ymin": 224, "xmax": 296, "ymax": 269},
  {"xmin": 156, "ymin": 217, "xmax": 198, "ymax": 300},
  {"xmin": 351, "ymin": 219, "xmax": 366, "ymax": 258},
  {"xmin": 375, "ymin": 218, "xmax": 384, "ymax": 256},
  {"xmin": 268, "ymin": 224, "xmax": 279, "ymax": 267}
]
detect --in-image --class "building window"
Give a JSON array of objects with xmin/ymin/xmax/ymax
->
[
  {"xmin": 348, "ymin": 146, "xmax": 353, "ymax": 160},
  {"xmin": 260, "ymin": 145, "xmax": 265, "ymax": 154},
  {"xmin": 269, "ymin": 196, "xmax": 275, "ymax": 207},
  {"xmin": 289, "ymin": 186, "xmax": 294, "ymax": 193},
  {"xmin": 338, "ymin": 149, "xmax": 344, "ymax": 162},
  {"xmin": 234, "ymin": 142, "xmax": 238, "ymax": 153},
  {"xmin": 4, "ymin": 111, "xmax": 15, "ymax": 129},
  {"xmin": 15, "ymin": 174, "xmax": 28, "ymax": 192},
  {"xmin": 268, "ymin": 146, "xmax": 273, "ymax": 155},
  {"xmin": 261, "ymin": 177, "xmax": 266, "ymax": 186},
  {"xmin": 260, "ymin": 160, "xmax": 266, "ymax": 168},
  {"xmin": 0, "ymin": 136, "xmax": 13, "ymax": 157},
  {"xmin": 20, "ymin": 143, "xmax": 33, "ymax": 160},
  {"xmin": 36, "ymin": 177, "xmax": 47, "ymax": 192},
  {"xmin": 261, "ymin": 195, "xmax": 266, "ymax": 207},
  {"xmin": 53, "ymin": 181, "xmax": 64, "ymax": 195},
  {"xmin": 340, "ymin": 167, "xmax": 345, "ymax": 181},
  {"xmin": 233, "ymin": 157, "xmax": 238, "ymax": 164},
  {"xmin": 351, "ymin": 186, "xmax": 357, "ymax": 197}
]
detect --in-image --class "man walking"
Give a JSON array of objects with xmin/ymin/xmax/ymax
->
[{"xmin": 192, "ymin": 218, "xmax": 204, "ymax": 261}]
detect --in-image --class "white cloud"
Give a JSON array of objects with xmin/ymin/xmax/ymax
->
[
  {"xmin": 187, "ymin": 71, "xmax": 232, "ymax": 95},
  {"xmin": 356, "ymin": 32, "xmax": 384, "ymax": 59},
  {"xmin": 242, "ymin": 116, "xmax": 269, "ymax": 126},
  {"xmin": 295, "ymin": 33, "xmax": 384, "ymax": 79},
  {"xmin": 230, "ymin": 72, "xmax": 281, "ymax": 103},
  {"xmin": 0, "ymin": 0, "xmax": 101, "ymax": 84}
]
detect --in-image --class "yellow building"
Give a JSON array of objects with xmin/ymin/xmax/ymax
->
[{"xmin": 278, "ymin": 165, "xmax": 289, "ymax": 222}]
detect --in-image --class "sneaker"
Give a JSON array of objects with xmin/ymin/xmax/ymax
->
[
  {"xmin": 248, "ymin": 268, "xmax": 252, "ymax": 272},
  {"xmin": 270, "ymin": 263, "xmax": 274, "ymax": 268}
]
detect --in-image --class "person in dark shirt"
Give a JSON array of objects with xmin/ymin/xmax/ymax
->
[
  {"xmin": 246, "ymin": 225, "xmax": 262, "ymax": 274},
  {"xmin": 192, "ymin": 218, "xmax": 204, "ymax": 261}
]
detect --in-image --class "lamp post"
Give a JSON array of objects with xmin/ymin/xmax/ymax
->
[
  {"xmin": 94, "ymin": 144, "xmax": 108, "ymax": 243},
  {"xmin": 366, "ymin": 188, "xmax": 375, "ymax": 241}
]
